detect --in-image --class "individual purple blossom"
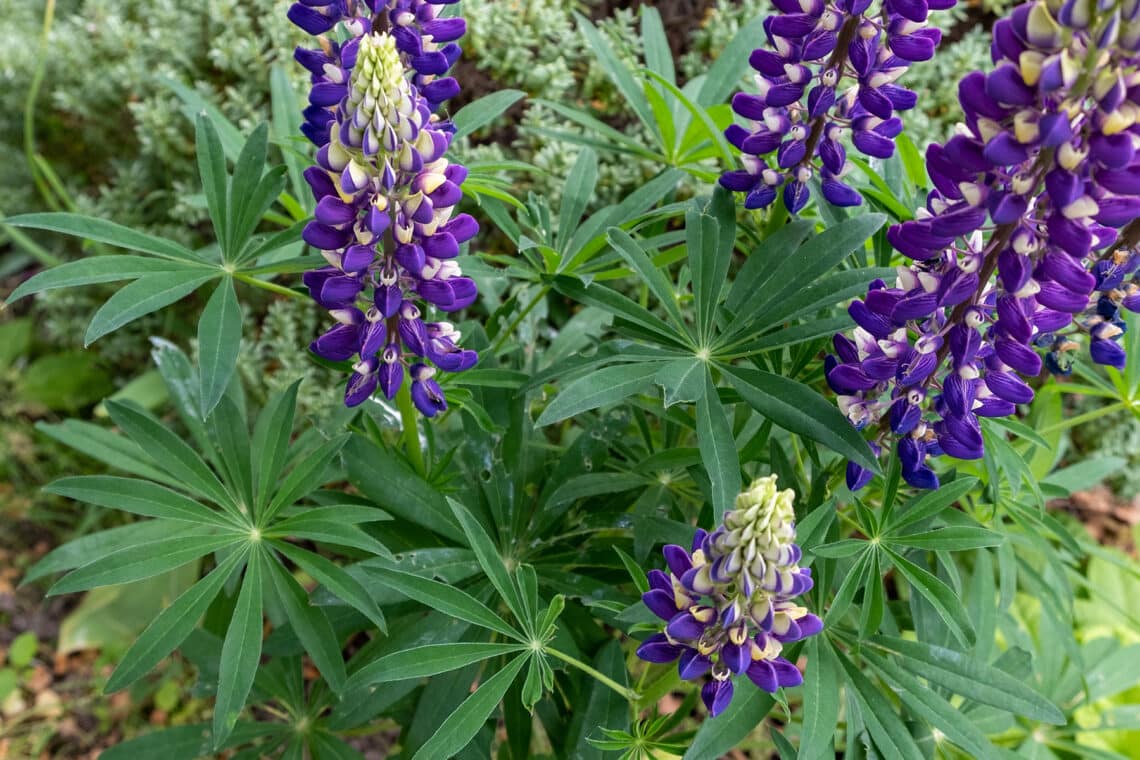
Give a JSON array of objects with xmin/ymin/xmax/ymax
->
[
  {"xmin": 637, "ymin": 476, "xmax": 822, "ymax": 716},
  {"xmin": 290, "ymin": 1, "xmax": 479, "ymax": 414},
  {"xmin": 719, "ymin": 0, "xmax": 955, "ymax": 213},
  {"xmin": 829, "ymin": 0, "xmax": 1140, "ymax": 489}
]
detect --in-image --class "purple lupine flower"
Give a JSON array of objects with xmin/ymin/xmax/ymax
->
[
  {"xmin": 637, "ymin": 476, "xmax": 822, "ymax": 716},
  {"xmin": 719, "ymin": 0, "xmax": 954, "ymax": 212},
  {"xmin": 831, "ymin": 0, "xmax": 1140, "ymax": 489},
  {"xmin": 290, "ymin": 1, "xmax": 479, "ymax": 412}
]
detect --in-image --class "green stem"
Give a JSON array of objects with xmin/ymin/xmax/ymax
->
[
  {"xmin": 25, "ymin": 0, "xmax": 58, "ymax": 210},
  {"xmin": 488, "ymin": 284, "xmax": 549, "ymax": 356},
  {"xmin": 232, "ymin": 271, "xmax": 307, "ymax": 300},
  {"xmin": 544, "ymin": 647, "xmax": 639, "ymax": 702},
  {"xmin": 1036, "ymin": 401, "xmax": 1128, "ymax": 435},
  {"xmin": 0, "ymin": 212, "xmax": 62, "ymax": 268},
  {"xmin": 396, "ymin": 381, "xmax": 427, "ymax": 477}
]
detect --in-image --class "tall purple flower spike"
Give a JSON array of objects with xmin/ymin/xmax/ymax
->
[
  {"xmin": 830, "ymin": 0, "xmax": 1140, "ymax": 490},
  {"xmin": 290, "ymin": 0, "xmax": 479, "ymax": 413},
  {"xmin": 637, "ymin": 476, "xmax": 822, "ymax": 717},
  {"xmin": 720, "ymin": 0, "xmax": 955, "ymax": 213}
]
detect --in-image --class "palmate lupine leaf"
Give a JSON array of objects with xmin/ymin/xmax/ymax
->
[
  {"xmin": 43, "ymin": 476, "xmax": 238, "ymax": 528},
  {"xmin": 105, "ymin": 400, "xmax": 234, "ymax": 510},
  {"xmin": 264, "ymin": 554, "xmax": 347, "ymax": 694},
  {"xmin": 85, "ymin": 271, "xmax": 220, "ymax": 346},
  {"xmin": 411, "ymin": 655, "xmax": 528, "ymax": 760},
  {"xmin": 697, "ymin": 370, "xmax": 740, "ymax": 521},
  {"xmin": 105, "ymin": 547, "xmax": 248, "ymax": 693},
  {"xmin": 214, "ymin": 549, "xmax": 265, "ymax": 747},
  {"xmin": 344, "ymin": 643, "xmax": 527, "ymax": 692},
  {"xmin": 683, "ymin": 679, "xmax": 774, "ymax": 759},
  {"xmin": 722, "ymin": 366, "xmax": 878, "ymax": 472},
  {"xmin": 797, "ymin": 637, "xmax": 841, "ymax": 760},
  {"xmin": 536, "ymin": 361, "xmax": 665, "ymax": 426},
  {"xmin": 359, "ymin": 565, "xmax": 523, "ymax": 640},
  {"xmin": 271, "ymin": 541, "xmax": 387, "ymax": 633},
  {"xmin": 197, "ymin": 277, "xmax": 242, "ymax": 418},
  {"xmin": 48, "ymin": 532, "xmax": 242, "ymax": 596},
  {"xmin": 450, "ymin": 90, "xmax": 526, "ymax": 141},
  {"xmin": 447, "ymin": 498, "xmax": 529, "ymax": 629},
  {"xmin": 4, "ymin": 213, "xmax": 206, "ymax": 263},
  {"xmin": 869, "ymin": 636, "xmax": 1065, "ymax": 724},
  {"xmin": 3, "ymin": 256, "xmax": 207, "ymax": 304}
]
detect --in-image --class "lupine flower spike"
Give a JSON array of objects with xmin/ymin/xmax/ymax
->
[
  {"xmin": 290, "ymin": 0, "xmax": 479, "ymax": 414},
  {"xmin": 830, "ymin": 0, "xmax": 1140, "ymax": 489},
  {"xmin": 720, "ymin": 0, "xmax": 955, "ymax": 212},
  {"xmin": 637, "ymin": 476, "xmax": 822, "ymax": 716}
]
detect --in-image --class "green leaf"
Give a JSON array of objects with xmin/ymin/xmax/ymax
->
[
  {"xmin": 727, "ymin": 214, "xmax": 885, "ymax": 338},
  {"xmin": 22, "ymin": 521, "xmax": 175, "ymax": 585},
  {"xmin": 265, "ymin": 553, "xmax": 346, "ymax": 694},
  {"xmin": 268, "ymin": 511, "xmax": 390, "ymax": 556},
  {"xmin": 17, "ymin": 352, "xmax": 114, "ymax": 412},
  {"xmin": 106, "ymin": 400, "xmax": 233, "ymax": 508},
  {"xmin": 5, "ymin": 256, "xmax": 207, "ymax": 304},
  {"xmin": 886, "ymin": 526, "xmax": 1003, "ymax": 552},
  {"xmin": 557, "ymin": 148, "xmax": 599, "ymax": 254},
  {"xmin": 342, "ymin": 434, "xmax": 463, "ymax": 542},
  {"xmin": 862, "ymin": 650, "xmax": 997, "ymax": 760},
  {"xmin": 697, "ymin": 369, "xmax": 740, "ymax": 521},
  {"xmin": 50, "ymin": 532, "xmax": 241, "ymax": 595},
  {"xmin": 261, "ymin": 434, "xmax": 348, "ymax": 525},
  {"xmin": 1042, "ymin": 458, "xmax": 1128, "ymax": 495},
  {"xmin": 798, "ymin": 637, "xmax": 840, "ymax": 760},
  {"xmin": 44, "ymin": 476, "xmax": 235, "ymax": 528},
  {"xmin": 544, "ymin": 473, "xmax": 646, "ymax": 510},
  {"xmin": 85, "ymin": 270, "xmax": 218, "ymax": 345},
  {"xmin": 345, "ymin": 643, "xmax": 526, "ymax": 692},
  {"xmin": 871, "ymin": 636, "xmax": 1065, "ymax": 724},
  {"xmin": 883, "ymin": 548, "xmax": 975, "ymax": 647},
  {"xmin": 723, "ymin": 366, "xmax": 878, "ymax": 472},
  {"xmin": 885, "ymin": 477, "xmax": 978, "ymax": 533},
  {"xmin": 574, "ymin": 14, "xmax": 657, "ymax": 141},
  {"xmin": 197, "ymin": 114, "xmax": 230, "ymax": 255},
  {"xmin": 447, "ymin": 498, "xmax": 527, "ymax": 626},
  {"xmin": 684, "ymin": 679, "xmax": 774, "ymax": 759},
  {"xmin": 690, "ymin": 193, "xmax": 733, "ymax": 341},
  {"xmin": 270, "ymin": 65, "xmax": 310, "ymax": 211},
  {"xmin": 550, "ymin": 276, "xmax": 685, "ymax": 346},
  {"xmin": 210, "ymin": 395, "xmax": 254, "ymax": 509},
  {"xmin": 654, "ymin": 359, "xmax": 706, "ymax": 407},
  {"xmin": 5, "ymin": 212, "xmax": 204, "ymax": 263},
  {"xmin": 106, "ymin": 547, "xmax": 247, "ymax": 692},
  {"xmin": 228, "ymin": 123, "xmax": 271, "ymax": 255},
  {"xmin": 411, "ymin": 655, "xmax": 528, "ymax": 760},
  {"xmin": 838, "ymin": 651, "xmax": 926, "ymax": 760},
  {"xmin": 272, "ymin": 541, "xmax": 386, "ymax": 632},
  {"xmin": 452, "ymin": 89, "xmax": 526, "ymax": 140},
  {"xmin": 726, "ymin": 219, "xmax": 814, "ymax": 313},
  {"xmin": 251, "ymin": 381, "xmax": 299, "ymax": 514},
  {"xmin": 361, "ymin": 565, "xmax": 522, "ymax": 639},
  {"xmin": 213, "ymin": 549, "xmax": 264, "ymax": 747},
  {"xmin": 198, "ymin": 278, "xmax": 242, "ymax": 418},
  {"xmin": 607, "ymin": 227, "xmax": 687, "ymax": 333},
  {"xmin": 537, "ymin": 361, "xmax": 664, "ymax": 426},
  {"xmin": 695, "ymin": 13, "xmax": 767, "ymax": 106}
]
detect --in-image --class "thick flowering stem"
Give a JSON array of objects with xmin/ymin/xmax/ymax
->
[
  {"xmin": 831, "ymin": 0, "xmax": 1140, "ymax": 490},
  {"xmin": 636, "ymin": 476, "xmax": 822, "ymax": 717},
  {"xmin": 721, "ymin": 0, "xmax": 956, "ymax": 213},
  {"xmin": 289, "ymin": 0, "xmax": 480, "ymax": 415},
  {"xmin": 396, "ymin": 380, "xmax": 427, "ymax": 476}
]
